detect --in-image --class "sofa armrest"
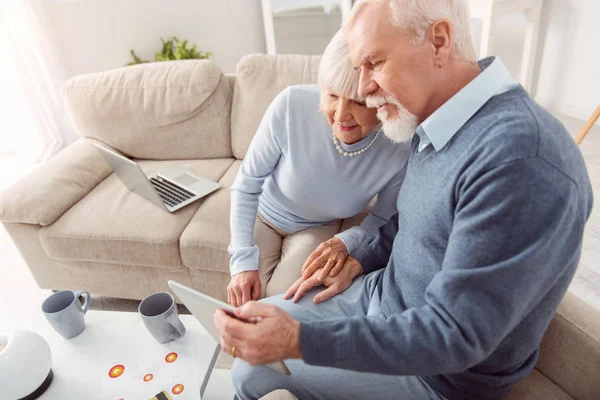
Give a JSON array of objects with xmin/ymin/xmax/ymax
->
[
  {"xmin": 536, "ymin": 291, "xmax": 600, "ymax": 399},
  {"xmin": 0, "ymin": 139, "xmax": 111, "ymax": 226}
]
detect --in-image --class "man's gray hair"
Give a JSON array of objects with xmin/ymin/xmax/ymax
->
[
  {"xmin": 318, "ymin": 29, "xmax": 361, "ymax": 101},
  {"xmin": 348, "ymin": 0, "xmax": 476, "ymax": 61}
]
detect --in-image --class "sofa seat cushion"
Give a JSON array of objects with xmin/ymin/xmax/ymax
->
[
  {"xmin": 259, "ymin": 390, "xmax": 299, "ymax": 400},
  {"xmin": 536, "ymin": 291, "xmax": 600, "ymax": 399},
  {"xmin": 40, "ymin": 158, "xmax": 234, "ymax": 268},
  {"xmin": 180, "ymin": 161, "xmax": 240, "ymax": 273},
  {"xmin": 507, "ymin": 369, "xmax": 572, "ymax": 400}
]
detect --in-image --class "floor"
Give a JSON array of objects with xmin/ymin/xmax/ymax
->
[{"xmin": 0, "ymin": 112, "xmax": 598, "ymax": 398}]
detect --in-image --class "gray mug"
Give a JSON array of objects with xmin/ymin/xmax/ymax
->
[
  {"xmin": 42, "ymin": 290, "xmax": 90, "ymax": 339},
  {"xmin": 138, "ymin": 292, "xmax": 186, "ymax": 344}
]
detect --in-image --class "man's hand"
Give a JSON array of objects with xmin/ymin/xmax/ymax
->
[
  {"xmin": 227, "ymin": 271, "xmax": 261, "ymax": 307},
  {"xmin": 213, "ymin": 302, "xmax": 302, "ymax": 365},
  {"xmin": 301, "ymin": 237, "xmax": 349, "ymax": 282},
  {"xmin": 285, "ymin": 256, "xmax": 364, "ymax": 304}
]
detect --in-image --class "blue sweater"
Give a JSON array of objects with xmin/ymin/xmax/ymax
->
[
  {"xmin": 229, "ymin": 85, "xmax": 410, "ymax": 276},
  {"xmin": 300, "ymin": 72, "xmax": 593, "ymax": 397}
]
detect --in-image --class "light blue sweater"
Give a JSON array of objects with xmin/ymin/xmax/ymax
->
[{"xmin": 229, "ymin": 85, "xmax": 410, "ymax": 276}]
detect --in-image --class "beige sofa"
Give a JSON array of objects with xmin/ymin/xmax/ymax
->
[
  {"xmin": 1, "ymin": 56, "xmax": 598, "ymax": 399},
  {"xmin": 0, "ymin": 55, "xmax": 326, "ymax": 302}
]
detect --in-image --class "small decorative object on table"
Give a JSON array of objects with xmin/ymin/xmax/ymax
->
[{"xmin": 0, "ymin": 330, "xmax": 53, "ymax": 399}]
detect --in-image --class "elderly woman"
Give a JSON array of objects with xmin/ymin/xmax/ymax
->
[{"xmin": 227, "ymin": 30, "xmax": 410, "ymax": 306}]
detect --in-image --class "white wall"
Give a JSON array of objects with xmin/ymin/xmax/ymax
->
[
  {"xmin": 273, "ymin": 7, "xmax": 341, "ymax": 55},
  {"xmin": 533, "ymin": 0, "xmax": 600, "ymax": 123},
  {"xmin": 472, "ymin": 0, "xmax": 599, "ymax": 124},
  {"xmin": 42, "ymin": 0, "xmax": 266, "ymax": 76},
  {"xmin": 43, "ymin": 0, "xmax": 598, "ymax": 124}
]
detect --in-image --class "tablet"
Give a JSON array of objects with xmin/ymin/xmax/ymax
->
[{"xmin": 168, "ymin": 280, "xmax": 291, "ymax": 375}]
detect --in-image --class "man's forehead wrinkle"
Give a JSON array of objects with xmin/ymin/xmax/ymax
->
[
  {"xmin": 349, "ymin": 31, "xmax": 373, "ymax": 62},
  {"xmin": 365, "ymin": 52, "xmax": 380, "ymax": 62},
  {"xmin": 348, "ymin": 31, "xmax": 369, "ymax": 67}
]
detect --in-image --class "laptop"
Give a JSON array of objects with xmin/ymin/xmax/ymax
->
[
  {"xmin": 93, "ymin": 143, "xmax": 220, "ymax": 212},
  {"xmin": 168, "ymin": 280, "xmax": 292, "ymax": 375}
]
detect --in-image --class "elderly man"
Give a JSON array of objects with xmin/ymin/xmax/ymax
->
[{"xmin": 214, "ymin": 0, "xmax": 593, "ymax": 399}]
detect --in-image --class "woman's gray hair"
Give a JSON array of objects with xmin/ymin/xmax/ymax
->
[{"xmin": 318, "ymin": 29, "xmax": 361, "ymax": 102}]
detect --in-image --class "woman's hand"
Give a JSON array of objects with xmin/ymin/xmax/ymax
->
[
  {"xmin": 301, "ymin": 237, "xmax": 349, "ymax": 282},
  {"xmin": 227, "ymin": 271, "xmax": 261, "ymax": 307},
  {"xmin": 286, "ymin": 256, "xmax": 364, "ymax": 303}
]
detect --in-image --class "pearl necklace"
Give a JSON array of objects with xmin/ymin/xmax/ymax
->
[{"xmin": 333, "ymin": 129, "xmax": 381, "ymax": 157}]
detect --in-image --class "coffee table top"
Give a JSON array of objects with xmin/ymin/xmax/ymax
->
[{"xmin": 3, "ymin": 309, "xmax": 220, "ymax": 399}]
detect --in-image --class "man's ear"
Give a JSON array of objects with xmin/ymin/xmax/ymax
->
[{"xmin": 429, "ymin": 19, "xmax": 453, "ymax": 67}]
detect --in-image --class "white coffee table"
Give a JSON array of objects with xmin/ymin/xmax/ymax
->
[{"xmin": 3, "ymin": 309, "xmax": 233, "ymax": 399}]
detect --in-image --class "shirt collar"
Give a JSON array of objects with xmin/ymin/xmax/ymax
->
[{"xmin": 416, "ymin": 57, "xmax": 517, "ymax": 152}]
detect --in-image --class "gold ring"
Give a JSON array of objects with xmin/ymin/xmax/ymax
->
[
  {"xmin": 328, "ymin": 257, "xmax": 336, "ymax": 262},
  {"xmin": 231, "ymin": 346, "xmax": 236, "ymax": 358}
]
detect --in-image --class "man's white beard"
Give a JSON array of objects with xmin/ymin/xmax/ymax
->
[{"xmin": 366, "ymin": 96, "xmax": 418, "ymax": 143}]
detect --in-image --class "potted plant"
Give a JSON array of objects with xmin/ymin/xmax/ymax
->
[{"xmin": 127, "ymin": 37, "xmax": 212, "ymax": 66}]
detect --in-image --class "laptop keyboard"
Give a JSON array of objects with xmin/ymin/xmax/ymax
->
[{"xmin": 150, "ymin": 177, "xmax": 196, "ymax": 208}]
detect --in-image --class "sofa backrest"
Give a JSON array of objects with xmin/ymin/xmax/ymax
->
[
  {"xmin": 230, "ymin": 54, "xmax": 320, "ymax": 160},
  {"xmin": 62, "ymin": 60, "xmax": 233, "ymax": 160}
]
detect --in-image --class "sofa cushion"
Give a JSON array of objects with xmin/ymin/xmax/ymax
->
[
  {"xmin": 0, "ymin": 139, "xmax": 111, "ymax": 226},
  {"xmin": 535, "ymin": 291, "xmax": 600, "ymax": 399},
  {"xmin": 231, "ymin": 54, "xmax": 320, "ymax": 159},
  {"xmin": 62, "ymin": 60, "xmax": 233, "ymax": 160},
  {"xmin": 40, "ymin": 158, "xmax": 234, "ymax": 268},
  {"xmin": 259, "ymin": 390, "xmax": 299, "ymax": 400},
  {"xmin": 507, "ymin": 369, "xmax": 572, "ymax": 399},
  {"xmin": 180, "ymin": 161, "xmax": 240, "ymax": 272}
]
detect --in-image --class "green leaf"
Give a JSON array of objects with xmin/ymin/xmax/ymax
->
[
  {"xmin": 126, "ymin": 36, "xmax": 212, "ymax": 66},
  {"xmin": 126, "ymin": 49, "xmax": 150, "ymax": 65}
]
